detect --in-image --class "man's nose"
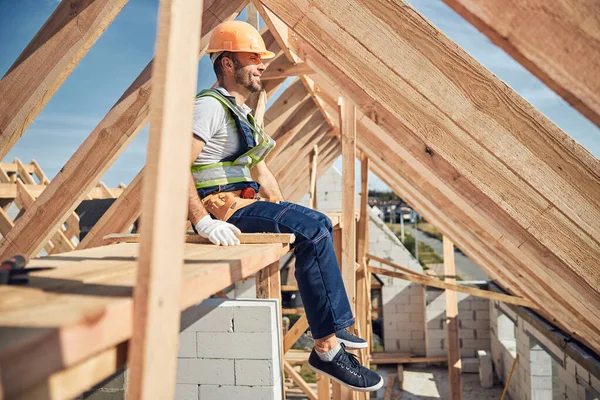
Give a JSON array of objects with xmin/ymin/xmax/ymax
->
[{"xmin": 257, "ymin": 62, "xmax": 266, "ymax": 72}]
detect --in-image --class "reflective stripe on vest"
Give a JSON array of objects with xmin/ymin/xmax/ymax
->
[{"xmin": 191, "ymin": 89, "xmax": 276, "ymax": 189}]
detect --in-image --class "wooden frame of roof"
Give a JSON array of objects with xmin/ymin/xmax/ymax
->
[{"xmin": 0, "ymin": 0, "xmax": 598, "ymax": 398}]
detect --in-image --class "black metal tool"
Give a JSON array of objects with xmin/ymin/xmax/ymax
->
[{"xmin": 0, "ymin": 255, "xmax": 53, "ymax": 285}]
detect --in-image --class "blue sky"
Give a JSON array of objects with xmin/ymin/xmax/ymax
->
[{"xmin": 1, "ymin": 0, "xmax": 598, "ymax": 190}]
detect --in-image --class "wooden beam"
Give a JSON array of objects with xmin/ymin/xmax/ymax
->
[
  {"xmin": 284, "ymin": 361, "xmax": 318, "ymax": 400},
  {"xmin": 308, "ymin": 145, "xmax": 318, "ymax": 209},
  {"xmin": 0, "ymin": 0, "xmax": 248, "ymax": 261},
  {"xmin": 16, "ymin": 179, "xmax": 75, "ymax": 255},
  {"xmin": 384, "ymin": 375, "xmax": 395, "ymax": 400},
  {"xmin": 367, "ymin": 253, "xmax": 424, "ymax": 277},
  {"xmin": 0, "ymin": 242, "xmax": 290, "ymax": 398},
  {"xmin": 317, "ymin": 373, "xmax": 331, "ymax": 400},
  {"xmin": 251, "ymin": 0, "xmax": 300, "ymax": 63},
  {"xmin": 369, "ymin": 266, "xmax": 537, "ymax": 309},
  {"xmin": 31, "ymin": 160, "xmax": 50, "ymax": 184},
  {"xmin": 14, "ymin": 345, "xmax": 126, "ymax": 400},
  {"xmin": 444, "ymin": 236, "xmax": 462, "ymax": 399},
  {"xmin": 126, "ymin": 0, "xmax": 202, "ymax": 397},
  {"xmin": 260, "ymin": 56, "xmax": 314, "ymax": 80},
  {"xmin": 369, "ymin": 355, "xmax": 447, "ymax": 365},
  {"xmin": 265, "ymin": 100, "xmax": 320, "ymax": 165},
  {"xmin": 283, "ymin": 315, "xmax": 309, "ymax": 353},
  {"xmin": 103, "ymin": 233, "xmax": 295, "ymax": 245},
  {"xmin": 441, "ymin": 0, "xmax": 600, "ymax": 127},
  {"xmin": 15, "ymin": 158, "xmax": 35, "ymax": 185},
  {"xmin": 286, "ymin": 20, "xmax": 600, "ymax": 353},
  {"xmin": 356, "ymin": 153, "xmax": 370, "ymax": 373},
  {"xmin": 339, "ymin": 97, "xmax": 356, "ymax": 311},
  {"xmin": 77, "ymin": 170, "xmax": 143, "ymax": 249},
  {"xmin": 0, "ymin": 0, "xmax": 128, "ymax": 160},
  {"xmin": 0, "ymin": 183, "xmax": 124, "ymax": 199}
]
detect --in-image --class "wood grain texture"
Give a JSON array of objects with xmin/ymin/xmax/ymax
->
[
  {"xmin": 126, "ymin": 0, "xmax": 203, "ymax": 397},
  {"xmin": 0, "ymin": 242, "xmax": 289, "ymax": 398},
  {"xmin": 441, "ymin": 0, "xmax": 600, "ymax": 127},
  {"xmin": 103, "ymin": 232, "xmax": 295, "ymax": 245},
  {"xmin": 443, "ymin": 237, "xmax": 462, "ymax": 399},
  {"xmin": 283, "ymin": 315, "xmax": 309, "ymax": 353},
  {"xmin": 368, "ymin": 266, "xmax": 536, "ymax": 308},
  {"xmin": 0, "ymin": 0, "xmax": 248, "ymax": 261},
  {"xmin": 282, "ymin": 24, "xmax": 600, "ymax": 352},
  {"xmin": 0, "ymin": 0, "xmax": 128, "ymax": 160},
  {"xmin": 77, "ymin": 170, "xmax": 143, "ymax": 249}
]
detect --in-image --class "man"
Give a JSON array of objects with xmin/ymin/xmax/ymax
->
[{"xmin": 188, "ymin": 20, "xmax": 383, "ymax": 392}]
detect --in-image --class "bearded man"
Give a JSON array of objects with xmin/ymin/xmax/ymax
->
[{"xmin": 188, "ymin": 20, "xmax": 383, "ymax": 392}]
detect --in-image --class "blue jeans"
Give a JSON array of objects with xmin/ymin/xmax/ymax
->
[{"xmin": 228, "ymin": 201, "xmax": 354, "ymax": 339}]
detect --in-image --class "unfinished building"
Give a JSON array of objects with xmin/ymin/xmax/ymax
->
[{"xmin": 0, "ymin": 0, "xmax": 598, "ymax": 399}]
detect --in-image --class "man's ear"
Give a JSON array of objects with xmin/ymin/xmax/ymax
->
[{"xmin": 223, "ymin": 57, "xmax": 234, "ymax": 72}]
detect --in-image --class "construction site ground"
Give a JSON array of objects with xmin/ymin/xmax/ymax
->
[{"xmin": 286, "ymin": 365, "xmax": 506, "ymax": 399}]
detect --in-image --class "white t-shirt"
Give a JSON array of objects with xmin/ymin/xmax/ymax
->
[{"xmin": 192, "ymin": 87, "xmax": 253, "ymax": 166}]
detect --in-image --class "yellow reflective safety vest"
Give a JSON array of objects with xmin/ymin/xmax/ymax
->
[{"xmin": 191, "ymin": 89, "xmax": 276, "ymax": 189}]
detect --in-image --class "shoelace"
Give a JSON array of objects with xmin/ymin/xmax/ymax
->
[{"xmin": 336, "ymin": 345, "xmax": 362, "ymax": 377}]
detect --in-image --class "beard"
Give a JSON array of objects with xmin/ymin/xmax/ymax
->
[{"xmin": 234, "ymin": 66, "xmax": 261, "ymax": 93}]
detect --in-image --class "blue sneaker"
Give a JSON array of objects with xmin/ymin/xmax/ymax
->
[
  {"xmin": 308, "ymin": 344, "xmax": 384, "ymax": 392},
  {"xmin": 336, "ymin": 328, "xmax": 368, "ymax": 349}
]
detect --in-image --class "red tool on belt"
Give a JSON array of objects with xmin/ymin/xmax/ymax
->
[{"xmin": 240, "ymin": 187, "xmax": 256, "ymax": 199}]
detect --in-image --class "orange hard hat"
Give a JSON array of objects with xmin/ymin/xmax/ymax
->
[{"xmin": 207, "ymin": 20, "xmax": 275, "ymax": 60}]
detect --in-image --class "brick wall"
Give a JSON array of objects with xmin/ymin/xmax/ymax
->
[
  {"xmin": 177, "ymin": 299, "xmax": 283, "ymax": 400},
  {"xmin": 426, "ymin": 288, "xmax": 491, "ymax": 359},
  {"xmin": 490, "ymin": 301, "xmax": 600, "ymax": 400}
]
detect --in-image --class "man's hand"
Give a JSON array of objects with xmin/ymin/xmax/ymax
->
[{"xmin": 195, "ymin": 215, "xmax": 241, "ymax": 246}]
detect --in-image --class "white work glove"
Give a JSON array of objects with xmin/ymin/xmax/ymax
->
[{"xmin": 195, "ymin": 215, "xmax": 241, "ymax": 246}]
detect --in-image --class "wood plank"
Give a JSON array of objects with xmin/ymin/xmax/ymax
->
[
  {"xmin": 15, "ymin": 179, "xmax": 74, "ymax": 255},
  {"xmin": 0, "ymin": 163, "xmax": 34, "ymax": 175},
  {"xmin": 367, "ymin": 253, "xmax": 427, "ymax": 276},
  {"xmin": 317, "ymin": 373, "xmax": 331, "ymax": 400},
  {"xmin": 260, "ymin": 56, "xmax": 314, "ymax": 80},
  {"xmin": 78, "ymin": 170, "xmax": 143, "ymax": 249},
  {"xmin": 340, "ymin": 97, "xmax": 356, "ymax": 314},
  {"xmin": 15, "ymin": 159, "xmax": 35, "ymax": 185},
  {"xmin": 14, "ymin": 344, "xmax": 126, "ymax": 400},
  {"xmin": 126, "ymin": 0, "xmax": 203, "ymax": 397},
  {"xmin": 441, "ymin": 0, "xmax": 600, "ymax": 127},
  {"xmin": 0, "ymin": 0, "xmax": 128, "ymax": 160},
  {"xmin": 308, "ymin": 145, "xmax": 319, "ymax": 209},
  {"xmin": 31, "ymin": 160, "xmax": 50, "ymax": 185},
  {"xmin": 263, "ymin": 0, "xmax": 600, "ymax": 354},
  {"xmin": 369, "ymin": 355, "xmax": 447, "ymax": 365},
  {"xmin": 369, "ymin": 266, "xmax": 537, "ymax": 309},
  {"xmin": 103, "ymin": 233, "xmax": 295, "ymax": 245},
  {"xmin": 309, "ymin": 41, "xmax": 600, "ymax": 354},
  {"xmin": 444, "ymin": 236, "xmax": 462, "ymax": 399},
  {"xmin": 283, "ymin": 315, "xmax": 309, "ymax": 353},
  {"xmin": 356, "ymin": 153, "xmax": 370, "ymax": 374},
  {"xmin": 0, "ymin": 0, "xmax": 248, "ymax": 262},
  {"xmin": 0, "ymin": 242, "xmax": 289, "ymax": 397},
  {"xmin": 384, "ymin": 375, "xmax": 395, "ymax": 400},
  {"xmin": 284, "ymin": 361, "xmax": 318, "ymax": 400}
]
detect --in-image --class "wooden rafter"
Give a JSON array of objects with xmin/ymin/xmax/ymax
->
[
  {"xmin": 440, "ymin": 0, "xmax": 600, "ymax": 127},
  {"xmin": 0, "ymin": 0, "xmax": 128, "ymax": 160},
  {"xmin": 0, "ymin": 0, "xmax": 249, "ymax": 261},
  {"xmin": 126, "ymin": 0, "xmax": 203, "ymax": 395},
  {"xmin": 258, "ymin": 4, "xmax": 600, "ymax": 353}
]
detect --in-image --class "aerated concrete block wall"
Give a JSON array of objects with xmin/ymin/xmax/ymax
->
[
  {"xmin": 426, "ymin": 287, "xmax": 491, "ymax": 359},
  {"xmin": 490, "ymin": 301, "xmax": 600, "ymax": 400},
  {"xmin": 176, "ymin": 298, "xmax": 283, "ymax": 400},
  {"xmin": 300, "ymin": 167, "xmax": 426, "ymax": 355}
]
